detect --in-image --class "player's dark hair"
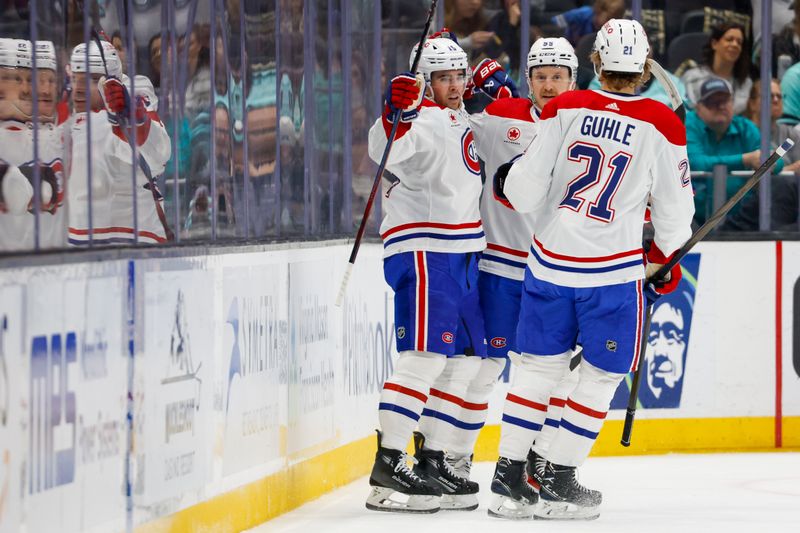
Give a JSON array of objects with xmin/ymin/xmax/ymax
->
[{"xmin": 702, "ymin": 22, "xmax": 750, "ymax": 85}]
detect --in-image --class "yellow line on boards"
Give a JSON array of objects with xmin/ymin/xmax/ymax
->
[
  {"xmin": 136, "ymin": 435, "xmax": 376, "ymax": 533},
  {"xmin": 137, "ymin": 417, "xmax": 799, "ymax": 533}
]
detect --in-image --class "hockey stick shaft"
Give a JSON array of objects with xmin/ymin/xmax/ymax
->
[
  {"xmin": 647, "ymin": 59, "xmax": 685, "ymax": 122},
  {"xmin": 91, "ymin": 28, "xmax": 175, "ymax": 242},
  {"xmin": 656, "ymin": 138, "xmax": 794, "ymax": 279},
  {"xmin": 621, "ymin": 138, "xmax": 794, "ymax": 446},
  {"xmin": 335, "ymin": 0, "xmax": 438, "ymax": 307}
]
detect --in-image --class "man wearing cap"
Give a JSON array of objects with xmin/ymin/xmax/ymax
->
[{"xmin": 686, "ymin": 76, "xmax": 783, "ymax": 224}]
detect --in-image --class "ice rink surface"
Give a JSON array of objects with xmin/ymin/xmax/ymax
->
[{"xmin": 249, "ymin": 452, "xmax": 800, "ymax": 533}]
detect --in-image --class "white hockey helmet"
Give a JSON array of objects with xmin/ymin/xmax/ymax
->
[
  {"xmin": 0, "ymin": 38, "xmax": 32, "ymax": 69},
  {"xmin": 34, "ymin": 41, "xmax": 57, "ymax": 71},
  {"xmin": 527, "ymin": 37, "xmax": 578, "ymax": 82},
  {"xmin": 70, "ymin": 40, "xmax": 122, "ymax": 78},
  {"xmin": 593, "ymin": 18, "xmax": 650, "ymax": 74},
  {"xmin": 410, "ymin": 37, "xmax": 469, "ymax": 84}
]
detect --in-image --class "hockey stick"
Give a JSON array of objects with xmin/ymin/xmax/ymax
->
[
  {"xmin": 646, "ymin": 58, "xmax": 685, "ymax": 122},
  {"xmin": 334, "ymin": 0, "xmax": 438, "ymax": 307},
  {"xmin": 621, "ymin": 137, "xmax": 795, "ymax": 446},
  {"xmin": 91, "ymin": 28, "xmax": 175, "ymax": 242}
]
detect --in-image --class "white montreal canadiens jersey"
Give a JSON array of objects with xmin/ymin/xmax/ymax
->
[
  {"xmin": 0, "ymin": 120, "xmax": 67, "ymax": 251},
  {"xmin": 69, "ymin": 107, "xmax": 170, "ymax": 246},
  {"xmin": 470, "ymin": 98, "xmax": 539, "ymax": 281},
  {"xmin": 504, "ymin": 90, "xmax": 694, "ymax": 288},
  {"xmin": 368, "ymin": 99, "xmax": 485, "ymax": 257}
]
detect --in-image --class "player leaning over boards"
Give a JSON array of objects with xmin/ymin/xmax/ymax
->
[
  {"xmin": 446, "ymin": 38, "xmax": 582, "ymax": 517},
  {"xmin": 492, "ymin": 19, "xmax": 694, "ymax": 520},
  {"xmin": 364, "ymin": 37, "xmax": 487, "ymax": 514}
]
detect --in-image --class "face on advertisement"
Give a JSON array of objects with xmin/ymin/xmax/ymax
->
[{"xmin": 646, "ymin": 302, "xmax": 686, "ymax": 398}]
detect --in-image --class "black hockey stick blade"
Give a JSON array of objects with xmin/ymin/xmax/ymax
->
[{"xmin": 335, "ymin": 0, "xmax": 438, "ymax": 307}]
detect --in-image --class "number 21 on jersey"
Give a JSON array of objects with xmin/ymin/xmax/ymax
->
[{"xmin": 559, "ymin": 141, "xmax": 632, "ymax": 223}]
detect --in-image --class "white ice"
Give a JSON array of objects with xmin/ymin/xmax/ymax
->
[{"xmin": 248, "ymin": 452, "xmax": 800, "ymax": 533}]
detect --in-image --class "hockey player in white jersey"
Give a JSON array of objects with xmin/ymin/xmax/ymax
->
[
  {"xmin": 492, "ymin": 19, "xmax": 694, "ymax": 520},
  {"xmin": 451, "ymin": 37, "xmax": 582, "ymax": 518},
  {"xmin": 68, "ymin": 39, "xmax": 171, "ymax": 246},
  {"xmin": 365, "ymin": 37, "xmax": 487, "ymax": 514},
  {"xmin": 0, "ymin": 39, "xmax": 65, "ymax": 251}
]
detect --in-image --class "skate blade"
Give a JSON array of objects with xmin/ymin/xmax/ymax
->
[
  {"xmin": 534, "ymin": 499, "xmax": 600, "ymax": 520},
  {"xmin": 440, "ymin": 493, "xmax": 479, "ymax": 511},
  {"xmin": 365, "ymin": 486, "xmax": 440, "ymax": 514},
  {"xmin": 486, "ymin": 493, "xmax": 535, "ymax": 520}
]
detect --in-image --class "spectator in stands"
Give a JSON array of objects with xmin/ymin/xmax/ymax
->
[
  {"xmin": 149, "ymin": 33, "xmax": 162, "ymax": 89},
  {"xmin": 752, "ymin": 0, "xmax": 797, "ymax": 77},
  {"xmin": 778, "ymin": 62, "xmax": 800, "ymax": 162},
  {"xmin": 745, "ymin": 78, "xmax": 800, "ymax": 170},
  {"xmin": 681, "ymin": 22, "xmax": 752, "ymax": 115},
  {"xmin": 552, "ymin": 0, "xmax": 626, "ymax": 47},
  {"xmin": 444, "ymin": 0, "xmax": 496, "ymax": 58},
  {"xmin": 482, "ymin": 0, "xmax": 523, "ymax": 69},
  {"xmin": 742, "ymin": 78, "xmax": 782, "ymax": 126},
  {"xmin": 724, "ymin": 74, "xmax": 800, "ymax": 231},
  {"xmin": 111, "ymin": 31, "xmax": 128, "ymax": 74},
  {"xmin": 686, "ymin": 77, "xmax": 783, "ymax": 224}
]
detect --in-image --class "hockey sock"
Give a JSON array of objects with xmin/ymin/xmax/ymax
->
[
  {"xmin": 448, "ymin": 356, "xmax": 506, "ymax": 457},
  {"xmin": 378, "ymin": 350, "xmax": 447, "ymax": 451},
  {"xmin": 417, "ymin": 355, "xmax": 481, "ymax": 451},
  {"xmin": 546, "ymin": 360, "xmax": 625, "ymax": 467},
  {"xmin": 499, "ymin": 351, "xmax": 571, "ymax": 461},
  {"xmin": 532, "ymin": 363, "xmax": 580, "ymax": 458}
]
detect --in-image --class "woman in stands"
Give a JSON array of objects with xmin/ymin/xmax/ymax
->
[{"xmin": 681, "ymin": 21, "xmax": 752, "ymax": 114}]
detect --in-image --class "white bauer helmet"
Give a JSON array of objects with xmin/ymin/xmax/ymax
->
[
  {"xmin": 409, "ymin": 37, "xmax": 469, "ymax": 84},
  {"xmin": 527, "ymin": 37, "xmax": 579, "ymax": 82},
  {"xmin": 593, "ymin": 18, "xmax": 650, "ymax": 74},
  {"xmin": 34, "ymin": 41, "xmax": 57, "ymax": 71},
  {"xmin": 0, "ymin": 38, "xmax": 32, "ymax": 69},
  {"xmin": 70, "ymin": 40, "xmax": 122, "ymax": 78}
]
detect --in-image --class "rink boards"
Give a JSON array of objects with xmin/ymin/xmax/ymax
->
[{"xmin": 0, "ymin": 240, "xmax": 798, "ymax": 532}]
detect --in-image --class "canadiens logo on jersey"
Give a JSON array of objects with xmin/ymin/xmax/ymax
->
[
  {"xmin": 490, "ymin": 337, "xmax": 507, "ymax": 348},
  {"xmin": 461, "ymin": 129, "xmax": 481, "ymax": 175},
  {"xmin": 506, "ymin": 127, "xmax": 521, "ymax": 142}
]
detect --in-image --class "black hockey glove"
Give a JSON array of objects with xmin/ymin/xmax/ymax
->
[
  {"xmin": 493, "ymin": 155, "xmax": 521, "ymax": 208},
  {"xmin": 18, "ymin": 163, "xmax": 62, "ymax": 213}
]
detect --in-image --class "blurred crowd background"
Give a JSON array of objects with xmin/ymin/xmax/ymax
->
[{"xmin": 1, "ymin": 0, "xmax": 799, "ymax": 253}]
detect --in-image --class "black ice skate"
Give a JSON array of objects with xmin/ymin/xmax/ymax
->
[
  {"xmin": 366, "ymin": 431, "xmax": 441, "ymax": 514},
  {"xmin": 487, "ymin": 456, "xmax": 539, "ymax": 519},
  {"xmin": 535, "ymin": 461, "xmax": 602, "ymax": 520},
  {"xmin": 525, "ymin": 448, "xmax": 547, "ymax": 492},
  {"xmin": 445, "ymin": 451, "xmax": 473, "ymax": 480},
  {"xmin": 412, "ymin": 432, "xmax": 479, "ymax": 511}
]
